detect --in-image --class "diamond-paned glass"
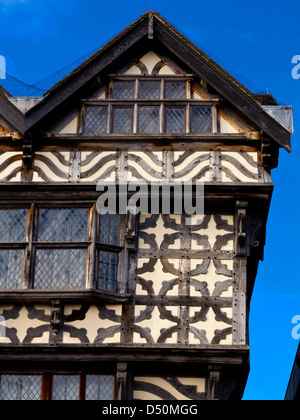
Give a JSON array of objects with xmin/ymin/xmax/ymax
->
[
  {"xmin": 166, "ymin": 107, "xmax": 185, "ymax": 133},
  {"xmin": 165, "ymin": 81, "xmax": 186, "ymax": 99},
  {"xmin": 99, "ymin": 214, "xmax": 119, "ymax": 246},
  {"xmin": 138, "ymin": 106, "xmax": 160, "ymax": 133},
  {"xmin": 191, "ymin": 106, "xmax": 212, "ymax": 133},
  {"xmin": 113, "ymin": 81, "xmax": 134, "ymax": 99},
  {"xmin": 38, "ymin": 209, "xmax": 89, "ymax": 242},
  {"xmin": 85, "ymin": 106, "xmax": 107, "ymax": 134},
  {"xmin": 138, "ymin": 81, "xmax": 161, "ymax": 99},
  {"xmin": 52, "ymin": 375, "xmax": 80, "ymax": 401},
  {"xmin": 112, "ymin": 107, "xmax": 133, "ymax": 133},
  {"xmin": 86, "ymin": 375, "xmax": 115, "ymax": 401},
  {"xmin": 98, "ymin": 251, "xmax": 118, "ymax": 291},
  {"xmin": 0, "ymin": 250, "xmax": 24, "ymax": 289},
  {"xmin": 0, "ymin": 209, "xmax": 28, "ymax": 243},
  {"xmin": 0, "ymin": 375, "xmax": 42, "ymax": 400},
  {"xmin": 34, "ymin": 249, "xmax": 86, "ymax": 289}
]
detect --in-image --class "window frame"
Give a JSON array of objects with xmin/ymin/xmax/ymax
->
[
  {"xmin": 95, "ymin": 213, "xmax": 124, "ymax": 293},
  {"xmin": 0, "ymin": 204, "xmax": 126, "ymax": 295},
  {"xmin": 0, "ymin": 373, "xmax": 117, "ymax": 401},
  {"xmin": 0, "ymin": 206, "xmax": 30, "ymax": 290},
  {"xmin": 111, "ymin": 105, "xmax": 134, "ymax": 134},
  {"xmin": 82, "ymin": 76, "xmax": 217, "ymax": 135},
  {"xmin": 165, "ymin": 105, "xmax": 186, "ymax": 134}
]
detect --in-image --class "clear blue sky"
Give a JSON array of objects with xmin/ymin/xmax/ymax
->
[{"xmin": 0, "ymin": 0, "xmax": 299, "ymax": 400}]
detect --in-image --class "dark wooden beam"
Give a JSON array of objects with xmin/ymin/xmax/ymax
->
[
  {"xmin": 0, "ymin": 90, "xmax": 24, "ymax": 134},
  {"xmin": 0, "ymin": 343, "xmax": 249, "ymax": 366},
  {"xmin": 0, "ymin": 289, "xmax": 131, "ymax": 305}
]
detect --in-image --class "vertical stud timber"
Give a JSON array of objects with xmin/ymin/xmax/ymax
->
[
  {"xmin": 121, "ymin": 212, "xmax": 138, "ymax": 344},
  {"xmin": 178, "ymin": 215, "xmax": 191, "ymax": 345},
  {"xmin": 233, "ymin": 201, "xmax": 248, "ymax": 346}
]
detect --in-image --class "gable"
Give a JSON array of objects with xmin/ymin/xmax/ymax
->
[
  {"xmin": 21, "ymin": 12, "xmax": 291, "ymax": 152},
  {"xmin": 49, "ymin": 49, "xmax": 254, "ymax": 137}
]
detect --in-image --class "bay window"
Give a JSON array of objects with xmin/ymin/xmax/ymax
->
[{"xmin": 0, "ymin": 207, "xmax": 123, "ymax": 293}]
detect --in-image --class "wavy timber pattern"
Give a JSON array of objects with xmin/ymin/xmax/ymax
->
[
  {"xmin": 0, "ymin": 152, "xmax": 22, "ymax": 182},
  {"xmin": 25, "ymin": 150, "xmax": 267, "ymax": 184},
  {"xmin": 134, "ymin": 376, "xmax": 206, "ymax": 400}
]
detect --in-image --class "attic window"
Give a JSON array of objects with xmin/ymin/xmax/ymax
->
[
  {"xmin": 83, "ymin": 78, "xmax": 214, "ymax": 134},
  {"xmin": 165, "ymin": 81, "xmax": 186, "ymax": 99},
  {"xmin": 85, "ymin": 106, "xmax": 107, "ymax": 134},
  {"xmin": 138, "ymin": 81, "xmax": 160, "ymax": 99},
  {"xmin": 191, "ymin": 106, "xmax": 212, "ymax": 133},
  {"xmin": 113, "ymin": 81, "xmax": 134, "ymax": 99},
  {"xmin": 0, "ymin": 209, "xmax": 28, "ymax": 290},
  {"xmin": 112, "ymin": 107, "xmax": 133, "ymax": 133}
]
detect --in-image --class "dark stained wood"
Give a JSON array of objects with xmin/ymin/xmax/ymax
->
[
  {"xmin": 0, "ymin": 90, "xmax": 25, "ymax": 134},
  {"xmin": 135, "ymin": 296, "xmax": 232, "ymax": 307},
  {"xmin": 0, "ymin": 289, "xmax": 131, "ymax": 304}
]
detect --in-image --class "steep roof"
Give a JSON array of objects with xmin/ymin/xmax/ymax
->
[
  {"xmin": 0, "ymin": 87, "xmax": 24, "ymax": 134},
  {"xmin": 23, "ymin": 11, "xmax": 291, "ymax": 151}
]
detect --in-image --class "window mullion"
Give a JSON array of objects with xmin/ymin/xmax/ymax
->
[
  {"xmin": 22, "ymin": 203, "xmax": 36, "ymax": 290},
  {"xmin": 87, "ymin": 204, "xmax": 97, "ymax": 290}
]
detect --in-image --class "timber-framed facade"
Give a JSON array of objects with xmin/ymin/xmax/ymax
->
[{"xmin": 0, "ymin": 12, "xmax": 292, "ymax": 400}]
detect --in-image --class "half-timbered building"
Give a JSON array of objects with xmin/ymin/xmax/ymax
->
[{"xmin": 0, "ymin": 12, "xmax": 293, "ymax": 400}]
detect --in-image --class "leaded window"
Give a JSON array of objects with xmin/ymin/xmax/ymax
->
[
  {"xmin": 97, "ymin": 213, "xmax": 121, "ymax": 292},
  {"xmin": 0, "ymin": 374, "xmax": 115, "ymax": 400},
  {"xmin": 138, "ymin": 80, "xmax": 160, "ymax": 99},
  {"xmin": 34, "ymin": 208, "xmax": 89, "ymax": 290},
  {"xmin": 83, "ymin": 79, "xmax": 214, "ymax": 135},
  {"xmin": 191, "ymin": 106, "xmax": 212, "ymax": 134},
  {"xmin": 0, "ymin": 209, "xmax": 28, "ymax": 290},
  {"xmin": 166, "ymin": 107, "xmax": 185, "ymax": 133},
  {"xmin": 138, "ymin": 106, "xmax": 160, "ymax": 133},
  {"xmin": 113, "ymin": 81, "xmax": 134, "ymax": 99},
  {"xmin": 0, "ymin": 206, "xmax": 123, "ymax": 292},
  {"xmin": 165, "ymin": 81, "xmax": 186, "ymax": 99},
  {"xmin": 112, "ymin": 107, "xmax": 133, "ymax": 133},
  {"xmin": 0, "ymin": 375, "xmax": 42, "ymax": 401},
  {"xmin": 85, "ymin": 106, "xmax": 107, "ymax": 134}
]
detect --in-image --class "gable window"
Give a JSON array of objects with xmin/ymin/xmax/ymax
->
[
  {"xmin": 138, "ymin": 80, "xmax": 160, "ymax": 99},
  {"xmin": 112, "ymin": 107, "xmax": 133, "ymax": 133},
  {"xmin": 165, "ymin": 107, "xmax": 185, "ymax": 133},
  {"xmin": 113, "ymin": 81, "xmax": 135, "ymax": 99},
  {"xmin": 138, "ymin": 106, "xmax": 160, "ymax": 133},
  {"xmin": 0, "ymin": 374, "xmax": 116, "ymax": 401},
  {"xmin": 83, "ymin": 78, "xmax": 214, "ymax": 135},
  {"xmin": 165, "ymin": 81, "xmax": 186, "ymax": 99},
  {"xmin": 191, "ymin": 106, "xmax": 212, "ymax": 134},
  {"xmin": 85, "ymin": 106, "xmax": 107, "ymax": 134}
]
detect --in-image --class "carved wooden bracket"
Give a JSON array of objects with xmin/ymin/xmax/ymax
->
[
  {"xmin": 125, "ymin": 211, "xmax": 137, "ymax": 251},
  {"xmin": 207, "ymin": 368, "xmax": 221, "ymax": 400},
  {"xmin": 50, "ymin": 299, "xmax": 63, "ymax": 343},
  {"xmin": 236, "ymin": 201, "xmax": 248, "ymax": 257},
  {"xmin": 261, "ymin": 138, "xmax": 279, "ymax": 170},
  {"xmin": 117, "ymin": 363, "xmax": 128, "ymax": 400}
]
